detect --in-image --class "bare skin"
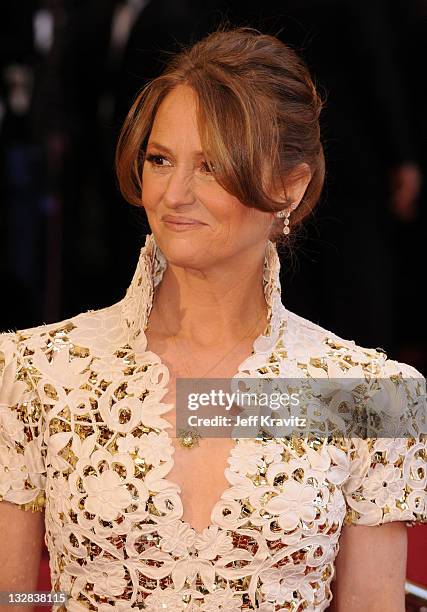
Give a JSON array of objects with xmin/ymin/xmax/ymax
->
[
  {"xmin": 144, "ymin": 302, "xmax": 269, "ymax": 535},
  {"xmin": 140, "ymin": 84, "xmax": 310, "ymax": 350},
  {"xmin": 0, "ymin": 501, "xmax": 45, "ymax": 612},
  {"xmin": 328, "ymin": 522, "xmax": 407, "ymax": 611}
]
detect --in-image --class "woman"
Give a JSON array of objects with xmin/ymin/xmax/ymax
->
[{"xmin": 0, "ymin": 26, "xmax": 426, "ymax": 612}]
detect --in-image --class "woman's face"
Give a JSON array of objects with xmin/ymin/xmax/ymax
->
[{"xmin": 141, "ymin": 84, "xmax": 275, "ymax": 269}]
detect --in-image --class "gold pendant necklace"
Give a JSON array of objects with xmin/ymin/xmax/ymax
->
[
  {"xmin": 176, "ymin": 428, "xmax": 203, "ymax": 449},
  {"xmin": 156, "ymin": 306, "xmax": 266, "ymax": 449}
]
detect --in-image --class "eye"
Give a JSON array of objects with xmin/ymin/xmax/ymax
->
[
  {"xmin": 201, "ymin": 161, "xmax": 216, "ymax": 174},
  {"xmin": 145, "ymin": 152, "xmax": 215, "ymax": 175},
  {"xmin": 145, "ymin": 153, "xmax": 169, "ymax": 167}
]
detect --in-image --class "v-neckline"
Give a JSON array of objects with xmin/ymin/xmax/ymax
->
[
  {"xmin": 163, "ymin": 395, "xmax": 241, "ymax": 538},
  {"xmin": 120, "ymin": 232, "xmax": 287, "ymax": 538},
  {"xmin": 143, "ymin": 315, "xmax": 288, "ymax": 538},
  {"xmin": 150, "ymin": 352, "xmax": 254, "ymax": 538}
]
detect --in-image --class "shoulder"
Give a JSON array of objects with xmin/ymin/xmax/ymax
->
[
  {"xmin": 284, "ymin": 307, "xmax": 384, "ymax": 361},
  {"xmin": 0, "ymin": 299, "xmax": 127, "ymax": 361},
  {"xmin": 282, "ymin": 307, "xmax": 426, "ymax": 433},
  {"xmin": 284, "ymin": 306, "xmax": 424, "ymax": 377},
  {"xmin": 0, "ymin": 300, "xmax": 129, "ymax": 410}
]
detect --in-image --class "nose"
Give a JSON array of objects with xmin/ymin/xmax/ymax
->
[{"xmin": 163, "ymin": 166, "xmax": 196, "ymax": 209}]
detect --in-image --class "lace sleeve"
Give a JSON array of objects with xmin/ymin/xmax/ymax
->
[
  {"xmin": 341, "ymin": 359, "xmax": 426, "ymax": 527},
  {"xmin": 0, "ymin": 331, "xmax": 46, "ymax": 511}
]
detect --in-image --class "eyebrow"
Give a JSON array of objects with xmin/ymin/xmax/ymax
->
[{"xmin": 146, "ymin": 140, "xmax": 205, "ymax": 157}]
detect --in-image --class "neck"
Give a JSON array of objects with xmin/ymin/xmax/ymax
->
[{"xmin": 148, "ymin": 245, "xmax": 269, "ymax": 349}]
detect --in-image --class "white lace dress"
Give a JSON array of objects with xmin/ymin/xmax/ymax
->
[{"xmin": 0, "ymin": 233, "xmax": 426, "ymax": 611}]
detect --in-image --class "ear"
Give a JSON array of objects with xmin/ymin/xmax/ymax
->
[{"xmin": 268, "ymin": 163, "xmax": 312, "ymax": 235}]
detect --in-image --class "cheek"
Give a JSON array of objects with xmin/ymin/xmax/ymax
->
[
  {"xmin": 141, "ymin": 169, "xmax": 161, "ymax": 210},
  {"xmin": 207, "ymin": 195, "xmax": 271, "ymax": 234},
  {"xmin": 239, "ymin": 210, "xmax": 275, "ymax": 243},
  {"xmin": 207, "ymin": 192, "xmax": 249, "ymax": 224},
  {"xmin": 236, "ymin": 207, "xmax": 272, "ymax": 234}
]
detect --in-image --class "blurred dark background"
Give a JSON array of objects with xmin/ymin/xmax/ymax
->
[{"xmin": 1, "ymin": 0, "xmax": 426, "ymax": 374}]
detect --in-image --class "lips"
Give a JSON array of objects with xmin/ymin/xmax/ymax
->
[{"xmin": 162, "ymin": 216, "xmax": 204, "ymax": 225}]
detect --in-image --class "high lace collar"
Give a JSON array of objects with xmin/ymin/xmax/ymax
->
[{"xmin": 120, "ymin": 233, "xmax": 285, "ymax": 351}]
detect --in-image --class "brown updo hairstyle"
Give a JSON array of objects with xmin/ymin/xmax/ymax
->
[{"xmin": 115, "ymin": 24, "xmax": 325, "ymax": 246}]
